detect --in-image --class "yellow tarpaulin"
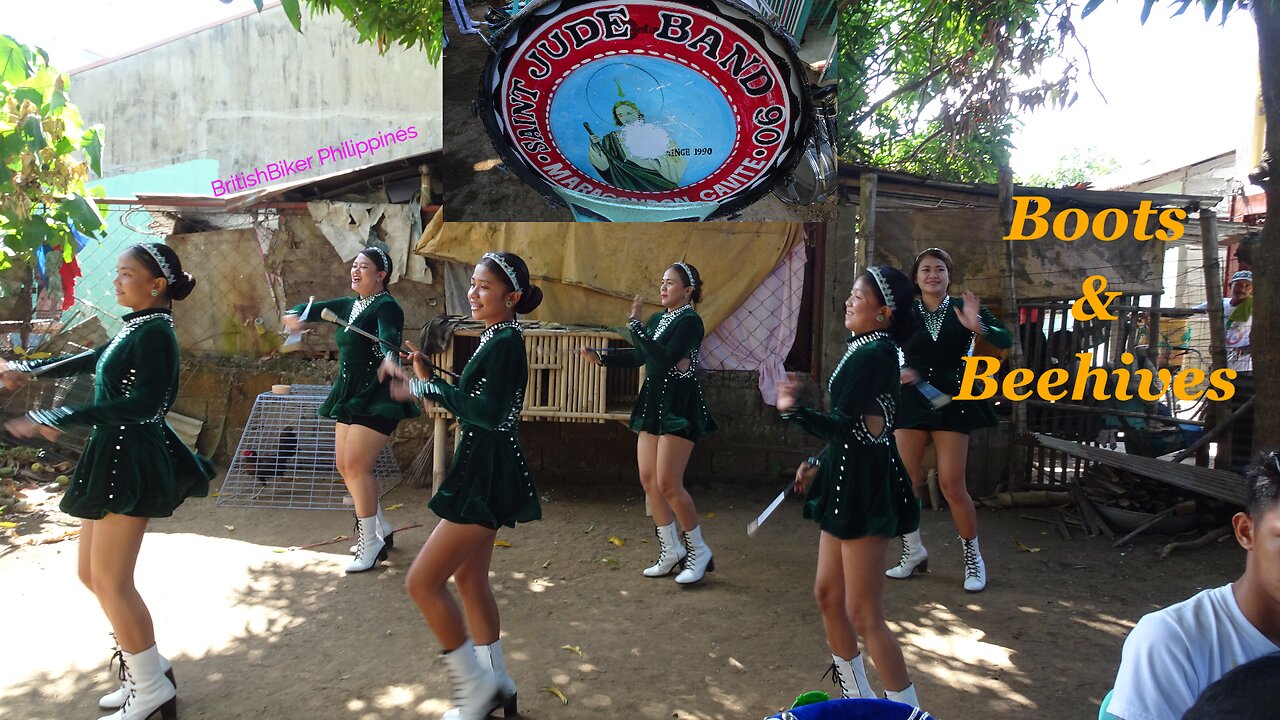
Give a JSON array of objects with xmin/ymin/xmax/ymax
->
[{"xmin": 415, "ymin": 221, "xmax": 804, "ymax": 331}]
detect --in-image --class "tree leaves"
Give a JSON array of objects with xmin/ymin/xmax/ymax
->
[
  {"xmin": 1, "ymin": 34, "xmax": 105, "ymax": 272},
  {"xmin": 254, "ymin": 0, "xmax": 443, "ymax": 65},
  {"xmin": 838, "ymin": 0, "xmax": 1081, "ymax": 183}
]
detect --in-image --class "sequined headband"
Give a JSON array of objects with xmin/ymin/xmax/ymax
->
[
  {"xmin": 867, "ymin": 267, "xmax": 895, "ymax": 311},
  {"xmin": 482, "ymin": 252, "xmax": 522, "ymax": 293},
  {"xmin": 361, "ymin": 246, "xmax": 390, "ymax": 274},
  {"xmin": 137, "ymin": 244, "xmax": 176, "ymax": 284},
  {"xmin": 675, "ymin": 262, "xmax": 698, "ymax": 288}
]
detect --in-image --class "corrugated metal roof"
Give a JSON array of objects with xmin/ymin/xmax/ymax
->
[{"xmin": 838, "ymin": 163, "xmax": 1222, "ymax": 210}]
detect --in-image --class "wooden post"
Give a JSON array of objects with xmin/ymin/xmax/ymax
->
[
  {"xmin": 1199, "ymin": 209, "xmax": 1230, "ymax": 468},
  {"xmin": 824, "ymin": 176, "xmax": 866, "ymax": 380},
  {"xmin": 999, "ymin": 165, "xmax": 1028, "ymax": 491},
  {"xmin": 857, "ymin": 172, "xmax": 877, "ymax": 271}
]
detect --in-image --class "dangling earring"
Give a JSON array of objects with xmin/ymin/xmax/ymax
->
[{"xmin": 151, "ymin": 289, "xmax": 160, "ymax": 297}]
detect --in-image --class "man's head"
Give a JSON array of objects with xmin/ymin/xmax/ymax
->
[
  {"xmin": 1182, "ymin": 653, "xmax": 1280, "ymax": 719},
  {"xmin": 1229, "ymin": 270, "xmax": 1253, "ymax": 305},
  {"xmin": 1234, "ymin": 450, "xmax": 1280, "ymax": 609}
]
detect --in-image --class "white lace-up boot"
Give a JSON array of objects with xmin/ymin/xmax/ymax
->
[
  {"xmin": 642, "ymin": 522, "xmax": 687, "ymax": 577},
  {"xmin": 885, "ymin": 530, "xmax": 929, "ymax": 579}
]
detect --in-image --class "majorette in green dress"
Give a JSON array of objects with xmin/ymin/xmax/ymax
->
[
  {"xmin": 784, "ymin": 332, "xmax": 920, "ymax": 540},
  {"xmin": 898, "ymin": 295, "xmax": 1012, "ymax": 433},
  {"xmin": 287, "ymin": 292, "xmax": 420, "ymax": 424},
  {"xmin": 411, "ymin": 321, "xmax": 540, "ymax": 529},
  {"xmin": 16, "ymin": 308, "xmax": 214, "ymax": 519},
  {"xmin": 600, "ymin": 305, "xmax": 718, "ymax": 441}
]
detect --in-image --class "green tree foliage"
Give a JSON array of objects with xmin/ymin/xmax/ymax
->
[
  {"xmin": 838, "ymin": 0, "xmax": 1083, "ymax": 183},
  {"xmin": 0, "ymin": 34, "xmax": 106, "ymax": 273},
  {"xmin": 1022, "ymin": 146, "xmax": 1121, "ymax": 187},
  {"xmin": 255, "ymin": 0, "xmax": 443, "ymax": 65}
]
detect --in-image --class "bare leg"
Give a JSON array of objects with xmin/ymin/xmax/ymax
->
[
  {"xmin": 341, "ymin": 424, "xmax": 391, "ymax": 518},
  {"xmin": 655, "ymin": 434, "xmax": 698, "ymax": 531},
  {"xmin": 77, "ymin": 518, "xmax": 96, "ymax": 593},
  {"xmin": 842, "ymin": 534, "xmax": 910, "ymax": 691},
  {"xmin": 814, "ymin": 531, "xmax": 857, "ymax": 660},
  {"xmin": 334, "ymin": 423, "xmax": 349, "ymax": 482},
  {"xmin": 405, "ymin": 520, "xmax": 497, "ymax": 651},
  {"xmin": 932, "ymin": 431, "xmax": 977, "ymax": 539},
  {"xmin": 89, "ymin": 513, "xmax": 154, "ymax": 653},
  {"xmin": 893, "ymin": 428, "xmax": 930, "ymax": 499},
  {"xmin": 454, "ymin": 531, "xmax": 501, "ymax": 645},
  {"xmin": 637, "ymin": 432, "xmax": 673, "ymax": 526}
]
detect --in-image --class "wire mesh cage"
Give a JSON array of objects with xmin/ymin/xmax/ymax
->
[{"xmin": 217, "ymin": 385, "xmax": 402, "ymax": 510}]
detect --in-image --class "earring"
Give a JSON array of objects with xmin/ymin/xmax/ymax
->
[
  {"xmin": 876, "ymin": 313, "xmax": 885, "ymax": 322},
  {"xmin": 151, "ymin": 289, "xmax": 159, "ymax": 297},
  {"xmin": 505, "ymin": 301, "xmax": 513, "ymax": 308}
]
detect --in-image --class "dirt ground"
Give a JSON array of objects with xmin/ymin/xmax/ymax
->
[
  {"xmin": 441, "ymin": 8, "xmax": 839, "ymax": 224},
  {"xmin": 0, "ymin": 472, "xmax": 1243, "ymax": 720}
]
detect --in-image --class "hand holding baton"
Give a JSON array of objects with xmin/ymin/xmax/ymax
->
[
  {"xmin": 319, "ymin": 308, "xmax": 459, "ymax": 379},
  {"xmin": 27, "ymin": 349, "xmax": 96, "ymax": 377},
  {"xmin": 910, "ymin": 377, "xmax": 951, "ymax": 409},
  {"xmin": 281, "ymin": 296, "xmax": 314, "ymax": 351},
  {"xmin": 747, "ymin": 483, "xmax": 790, "ymax": 537},
  {"xmin": 2, "ymin": 349, "xmax": 95, "ymax": 391}
]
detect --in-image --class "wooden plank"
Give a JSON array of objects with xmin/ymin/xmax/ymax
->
[{"xmin": 1033, "ymin": 434, "xmax": 1247, "ymax": 505}]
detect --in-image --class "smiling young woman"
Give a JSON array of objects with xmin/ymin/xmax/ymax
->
[
  {"xmin": 281, "ymin": 245, "xmax": 421, "ymax": 574},
  {"xmin": 381, "ymin": 250, "xmax": 544, "ymax": 720},
  {"xmin": 776, "ymin": 265, "xmax": 924, "ymax": 709},
  {"xmin": 889, "ymin": 247, "xmax": 1012, "ymax": 593},
  {"xmin": 578, "ymin": 261, "xmax": 719, "ymax": 585},
  {"xmin": 1, "ymin": 243, "xmax": 212, "ymax": 720}
]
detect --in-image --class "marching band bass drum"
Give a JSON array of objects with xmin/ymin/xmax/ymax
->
[{"xmin": 475, "ymin": 0, "xmax": 814, "ymax": 221}]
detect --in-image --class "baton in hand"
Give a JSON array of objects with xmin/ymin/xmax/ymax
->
[
  {"xmin": 318, "ymin": 308, "xmax": 460, "ymax": 380},
  {"xmin": 747, "ymin": 480, "xmax": 794, "ymax": 537},
  {"xmin": 27, "ymin": 349, "xmax": 96, "ymax": 377},
  {"xmin": 911, "ymin": 377, "xmax": 952, "ymax": 409},
  {"xmin": 281, "ymin": 296, "xmax": 314, "ymax": 352}
]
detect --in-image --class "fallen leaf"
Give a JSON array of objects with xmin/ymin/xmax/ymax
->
[
  {"xmin": 1014, "ymin": 538, "xmax": 1040, "ymax": 553},
  {"xmin": 600, "ymin": 557, "xmax": 618, "ymax": 565},
  {"xmin": 0, "ymin": 521, "xmax": 16, "ymax": 528},
  {"xmin": 583, "ymin": 523, "xmax": 595, "ymax": 534},
  {"xmin": 607, "ymin": 535, "xmax": 624, "ymax": 547},
  {"xmin": 385, "ymin": 503, "xmax": 404, "ymax": 511},
  {"xmin": 543, "ymin": 686, "xmax": 568, "ymax": 705},
  {"xmin": 706, "ymin": 512, "xmax": 717, "ymax": 519},
  {"xmin": 560, "ymin": 645, "xmax": 583, "ymax": 657},
  {"xmin": 271, "ymin": 548, "xmax": 289, "ymax": 553},
  {"xmin": 224, "ymin": 525, "xmax": 235, "ymax": 532},
  {"xmin": 210, "ymin": 492, "xmax": 220, "ymax": 498},
  {"xmin": 494, "ymin": 539, "xmax": 512, "ymax": 548}
]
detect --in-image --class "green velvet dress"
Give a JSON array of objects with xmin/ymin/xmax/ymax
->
[
  {"xmin": 600, "ymin": 305, "xmax": 718, "ymax": 441},
  {"xmin": 784, "ymin": 332, "xmax": 920, "ymax": 540},
  {"xmin": 18, "ymin": 308, "xmax": 214, "ymax": 519},
  {"xmin": 288, "ymin": 293, "xmax": 420, "ymax": 425},
  {"xmin": 411, "ymin": 321, "xmax": 540, "ymax": 529},
  {"xmin": 898, "ymin": 295, "xmax": 1013, "ymax": 433}
]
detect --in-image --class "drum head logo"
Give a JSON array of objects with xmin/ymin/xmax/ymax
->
[{"xmin": 481, "ymin": 0, "xmax": 810, "ymax": 217}]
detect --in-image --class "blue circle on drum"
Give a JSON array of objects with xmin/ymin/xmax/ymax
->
[{"xmin": 548, "ymin": 55, "xmax": 736, "ymax": 191}]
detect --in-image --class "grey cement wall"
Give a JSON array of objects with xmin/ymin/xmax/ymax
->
[{"xmin": 71, "ymin": 5, "xmax": 442, "ymax": 184}]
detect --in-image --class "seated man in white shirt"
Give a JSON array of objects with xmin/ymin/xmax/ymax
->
[{"xmin": 1104, "ymin": 450, "xmax": 1280, "ymax": 720}]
